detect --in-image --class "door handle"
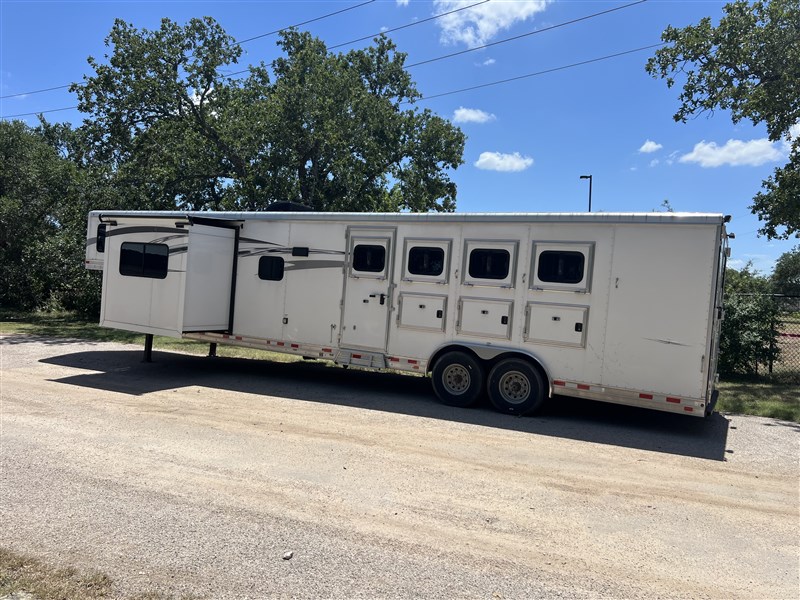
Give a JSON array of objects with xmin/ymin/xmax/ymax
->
[{"xmin": 369, "ymin": 293, "xmax": 388, "ymax": 305}]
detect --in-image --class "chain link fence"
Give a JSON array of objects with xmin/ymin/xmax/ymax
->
[{"xmin": 769, "ymin": 295, "xmax": 800, "ymax": 375}]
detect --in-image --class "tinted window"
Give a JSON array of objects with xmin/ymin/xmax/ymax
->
[
  {"xmin": 119, "ymin": 242, "xmax": 169, "ymax": 279},
  {"xmin": 468, "ymin": 249, "xmax": 510, "ymax": 280},
  {"xmin": 353, "ymin": 244, "xmax": 385, "ymax": 273},
  {"xmin": 538, "ymin": 251, "xmax": 585, "ymax": 284},
  {"xmin": 408, "ymin": 246, "xmax": 444, "ymax": 277},
  {"xmin": 258, "ymin": 256, "xmax": 285, "ymax": 281},
  {"xmin": 96, "ymin": 224, "xmax": 107, "ymax": 252}
]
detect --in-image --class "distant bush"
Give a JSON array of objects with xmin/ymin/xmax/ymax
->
[{"xmin": 719, "ymin": 265, "xmax": 780, "ymax": 376}]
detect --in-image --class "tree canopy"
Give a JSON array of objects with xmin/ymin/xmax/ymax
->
[
  {"xmin": 0, "ymin": 120, "xmax": 101, "ymax": 315},
  {"xmin": 646, "ymin": 0, "xmax": 800, "ymax": 239},
  {"xmin": 772, "ymin": 246, "xmax": 800, "ymax": 296},
  {"xmin": 72, "ymin": 18, "xmax": 465, "ymax": 212}
]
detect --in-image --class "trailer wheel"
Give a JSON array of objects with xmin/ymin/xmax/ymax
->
[
  {"xmin": 487, "ymin": 358, "xmax": 545, "ymax": 415},
  {"xmin": 431, "ymin": 351, "xmax": 485, "ymax": 407}
]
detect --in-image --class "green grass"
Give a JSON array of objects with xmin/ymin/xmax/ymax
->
[{"xmin": 717, "ymin": 377, "xmax": 800, "ymax": 422}]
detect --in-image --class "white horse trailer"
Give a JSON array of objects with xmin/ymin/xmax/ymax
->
[{"xmin": 85, "ymin": 210, "xmax": 729, "ymax": 417}]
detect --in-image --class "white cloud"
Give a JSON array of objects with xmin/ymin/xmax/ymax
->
[
  {"xmin": 666, "ymin": 150, "xmax": 680, "ymax": 165},
  {"xmin": 639, "ymin": 139, "xmax": 662, "ymax": 154},
  {"xmin": 480, "ymin": 58, "xmax": 496, "ymax": 67},
  {"xmin": 727, "ymin": 259, "xmax": 745, "ymax": 270},
  {"xmin": 434, "ymin": 0, "xmax": 550, "ymax": 47},
  {"xmin": 396, "ymin": 0, "xmax": 409, "ymax": 6},
  {"xmin": 453, "ymin": 107, "xmax": 496, "ymax": 124},
  {"xmin": 475, "ymin": 151, "xmax": 534, "ymax": 172},
  {"xmin": 680, "ymin": 138, "xmax": 783, "ymax": 167},
  {"xmin": 649, "ymin": 159, "xmax": 659, "ymax": 167}
]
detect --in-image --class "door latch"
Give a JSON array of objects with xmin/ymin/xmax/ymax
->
[{"xmin": 369, "ymin": 293, "xmax": 388, "ymax": 305}]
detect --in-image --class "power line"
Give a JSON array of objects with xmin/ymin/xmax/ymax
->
[
  {"xmin": 414, "ymin": 43, "xmax": 666, "ymax": 102},
  {"xmin": 233, "ymin": 0, "xmax": 377, "ymax": 46},
  {"xmin": 327, "ymin": 0, "xmax": 490, "ymax": 51},
  {"xmin": 2, "ymin": 0, "xmax": 647, "ymax": 111},
  {"xmin": 0, "ymin": 0, "xmax": 378, "ymax": 100},
  {"xmin": 0, "ymin": 83, "xmax": 72, "ymax": 99},
  {"xmin": 220, "ymin": 0, "xmax": 647, "ymax": 82},
  {"xmin": 217, "ymin": 0, "xmax": 491, "ymax": 80},
  {"xmin": 2, "ymin": 105, "xmax": 79, "ymax": 119},
  {"xmin": 0, "ymin": 43, "xmax": 665, "ymax": 119},
  {"xmin": 406, "ymin": 0, "xmax": 648, "ymax": 68}
]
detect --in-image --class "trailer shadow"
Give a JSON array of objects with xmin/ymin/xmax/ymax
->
[{"xmin": 42, "ymin": 348, "xmax": 730, "ymax": 461}]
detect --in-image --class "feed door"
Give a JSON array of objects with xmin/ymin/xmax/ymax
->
[
  {"xmin": 182, "ymin": 222, "xmax": 238, "ymax": 332},
  {"xmin": 340, "ymin": 229, "xmax": 394, "ymax": 351}
]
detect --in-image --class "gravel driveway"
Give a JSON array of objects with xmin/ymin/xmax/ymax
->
[{"xmin": 1, "ymin": 335, "xmax": 798, "ymax": 599}]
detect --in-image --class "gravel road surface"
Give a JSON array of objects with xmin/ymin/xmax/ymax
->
[{"xmin": 1, "ymin": 335, "xmax": 798, "ymax": 599}]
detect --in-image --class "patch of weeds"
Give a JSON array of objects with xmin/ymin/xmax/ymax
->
[
  {"xmin": 0, "ymin": 547, "xmax": 113, "ymax": 599},
  {"xmin": 0, "ymin": 548, "xmax": 204, "ymax": 600}
]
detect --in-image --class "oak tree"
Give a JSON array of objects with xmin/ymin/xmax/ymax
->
[
  {"xmin": 646, "ymin": 0, "xmax": 799, "ymax": 239},
  {"xmin": 73, "ymin": 18, "xmax": 465, "ymax": 212}
]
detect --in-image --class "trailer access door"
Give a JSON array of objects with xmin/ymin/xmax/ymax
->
[
  {"xmin": 182, "ymin": 221, "xmax": 239, "ymax": 332},
  {"xmin": 602, "ymin": 224, "xmax": 717, "ymax": 399},
  {"xmin": 340, "ymin": 229, "xmax": 395, "ymax": 351}
]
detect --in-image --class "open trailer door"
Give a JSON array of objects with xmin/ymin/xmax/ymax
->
[{"xmin": 182, "ymin": 219, "xmax": 240, "ymax": 333}]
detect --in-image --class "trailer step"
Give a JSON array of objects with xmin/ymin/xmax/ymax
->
[{"xmin": 336, "ymin": 349, "xmax": 387, "ymax": 369}]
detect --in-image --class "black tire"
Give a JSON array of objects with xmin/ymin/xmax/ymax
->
[
  {"xmin": 431, "ymin": 351, "xmax": 485, "ymax": 407},
  {"xmin": 487, "ymin": 358, "xmax": 546, "ymax": 415}
]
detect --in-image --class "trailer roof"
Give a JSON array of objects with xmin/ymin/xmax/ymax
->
[{"xmin": 94, "ymin": 211, "xmax": 726, "ymax": 226}]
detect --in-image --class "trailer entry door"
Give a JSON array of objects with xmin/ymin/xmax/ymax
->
[
  {"xmin": 183, "ymin": 223, "xmax": 238, "ymax": 332},
  {"xmin": 340, "ymin": 230, "xmax": 394, "ymax": 351}
]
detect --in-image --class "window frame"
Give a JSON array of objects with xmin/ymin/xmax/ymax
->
[
  {"xmin": 530, "ymin": 241, "xmax": 594, "ymax": 293},
  {"xmin": 119, "ymin": 242, "xmax": 169, "ymax": 280},
  {"xmin": 461, "ymin": 239, "xmax": 518, "ymax": 288},
  {"xmin": 352, "ymin": 243, "xmax": 386, "ymax": 274},
  {"xmin": 401, "ymin": 238, "xmax": 451, "ymax": 284},
  {"xmin": 348, "ymin": 234, "xmax": 392, "ymax": 280}
]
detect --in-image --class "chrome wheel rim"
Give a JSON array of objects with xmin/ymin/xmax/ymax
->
[
  {"xmin": 442, "ymin": 364, "xmax": 471, "ymax": 395},
  {"xmin": 498, "ymin": 371, "xmax": 530, "ymax": 404}
]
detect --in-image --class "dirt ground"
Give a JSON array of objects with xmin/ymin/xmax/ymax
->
[{"xmin": 1, "ymin": 335, "xmax": 798, "ymax": 599}]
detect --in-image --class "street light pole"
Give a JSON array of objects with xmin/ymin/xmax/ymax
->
[{"xmin": 580, "ymin": 175, "xmax": 592, "ymax": 212}]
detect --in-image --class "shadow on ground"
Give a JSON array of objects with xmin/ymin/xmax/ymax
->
[{"xmin": 40, "ymin": 346, "xmax": 731, "ymax": 461}]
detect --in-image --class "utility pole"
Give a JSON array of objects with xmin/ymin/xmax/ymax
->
[{"xmin": 580, "ymin": 174, "xmax": 593, "ymax": 212}]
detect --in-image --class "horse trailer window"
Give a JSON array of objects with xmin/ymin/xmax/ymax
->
[
  {"xmin": 468, "ymin": 248, "xmax": 510, "ymax": 280},
  {"xmin": 258, "ymin": 256, "xmax": 285, "ymax": 281},
  {"xmin": 119, "ymin": 242, "xmax": 169, "ymax": 279},
  {"xmin": 537, "ymin": 251, "xmax": 585, "ymax": 284},
  {"xmin": 353, "ymin": 244, "xmax": 385, "ymax": 273},
  {"xmin": 408, "ymin": 246, "xmax": 444, "ymax": 277}
]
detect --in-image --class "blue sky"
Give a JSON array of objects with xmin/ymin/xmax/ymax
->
[{"xmin": 1, "ymin": 0, "xmax": 796, "ymax": 273}]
